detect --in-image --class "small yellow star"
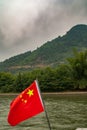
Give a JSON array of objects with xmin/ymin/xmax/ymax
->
[
  {"xmin": 27, "ymin": 89, "xmax": 34, "ymax": 97},
  {"xmin": 22, "ymin": 99, "xmax": 24, "ymax": 101},
  {"xmin": 20, "ymin": 95, "xmax": 22, "ymax": 98},
  {"xmin": 24, "ymin": 100, "xmax": 27, "ymax": 103}
]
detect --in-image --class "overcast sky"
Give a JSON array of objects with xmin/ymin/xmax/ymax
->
[{"xmin": 0, "ymin": 0, "xmax": 87, "ymax": 61}]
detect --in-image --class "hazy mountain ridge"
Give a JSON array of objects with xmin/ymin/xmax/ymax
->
[{"xmin": 0, "ymin": 24, "xmax": 87, "ymax": 73}]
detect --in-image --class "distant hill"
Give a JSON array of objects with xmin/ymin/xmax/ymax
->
[{"xmin": 0, "ymin": 24, "xmax": 87, "ymax": 73}]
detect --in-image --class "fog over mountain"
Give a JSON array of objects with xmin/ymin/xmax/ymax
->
[{"xmin": 0, "ymin": 0, "xmax": 87, "ymax": 61}]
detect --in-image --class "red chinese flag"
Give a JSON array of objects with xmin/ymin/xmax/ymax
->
[{"xmin": 7, "ymin": 80, "xmax": 44, "ymax": 126}]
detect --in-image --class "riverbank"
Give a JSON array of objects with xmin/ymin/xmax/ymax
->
[{"xmin": 0, "ymin": 91, "xmax": 87, "ymax": 96}]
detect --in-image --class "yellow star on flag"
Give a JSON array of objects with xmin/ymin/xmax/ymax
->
[{"xmin": 27, "ymin": 89, "xmax": 34, "ymax": 97}]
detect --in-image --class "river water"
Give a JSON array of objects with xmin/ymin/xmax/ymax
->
[{"xmin": 0, "ymin": 93, "xmax": 87, "ymax": 130}]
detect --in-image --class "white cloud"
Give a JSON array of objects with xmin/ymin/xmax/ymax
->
[{"xmin": 0, "ymin": 0, "xmax": 50, "ymax": 46}]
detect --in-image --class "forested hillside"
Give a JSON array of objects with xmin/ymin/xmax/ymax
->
[
  {"xmin": 0, "ymin": 24, "xmax": 87, "ymax": 73},
  {"xmin": 0, "ymin": 50, "xmax": 87, "ymax": 92}
]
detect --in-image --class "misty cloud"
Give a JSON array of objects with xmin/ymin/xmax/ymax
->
[
  {"xmin": 0, "ymin": 0, "xmax": 87, "ymax": 61},
  {"xmin": 0, "ymin": 0, "xmax": 50, "ymax": 45}
]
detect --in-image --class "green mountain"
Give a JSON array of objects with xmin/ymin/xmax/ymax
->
[{"xmin": 0, "ymin": 24, "xmax": 87, "ymax": 73}]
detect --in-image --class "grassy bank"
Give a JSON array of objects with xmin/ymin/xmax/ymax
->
[{"xmin": 0, "ymin": 91, "xmax": 87, "ymax": 96}]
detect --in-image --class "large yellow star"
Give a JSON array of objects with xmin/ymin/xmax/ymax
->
[{"xmin": 27, "ymin": 89, "xmax": 34, "ymax": 97}]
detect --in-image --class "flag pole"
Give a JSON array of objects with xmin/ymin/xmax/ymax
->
[
  {"xmin": 43, "ymin": 100, "xmax": 52, "ymax": 130},
  {"xmin": 36, "ymin": 79, "xmax": 52, "ymax": 130}
]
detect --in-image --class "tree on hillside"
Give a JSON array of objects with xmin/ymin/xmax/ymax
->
[
  {"xmin": 14, "ymin": 73, "xmax": 24, "ymax": 92},
  {"xmin": 67, "ymin": 49, "xmax": 87, "ymax": 90},
  {"xmin": 54, "ymin": 64, "xmax": 73, "ymax": 91},
  {"xmin": 0, "ymin": 72, "xmax": 14, "ymax": 92}
]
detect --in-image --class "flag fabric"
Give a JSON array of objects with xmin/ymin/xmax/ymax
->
[{"xmin": 7, "ymin": 80, "xmax": 44, "ymax": 126}]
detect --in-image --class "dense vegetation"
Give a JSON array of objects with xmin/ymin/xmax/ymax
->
[
  {"xmin": 0, "ymin": 24, "xmax": 87, "ymax": 73},
  {"xmin": 0, "ymin": 50, "xmax": 87, "ymax": 93}
]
